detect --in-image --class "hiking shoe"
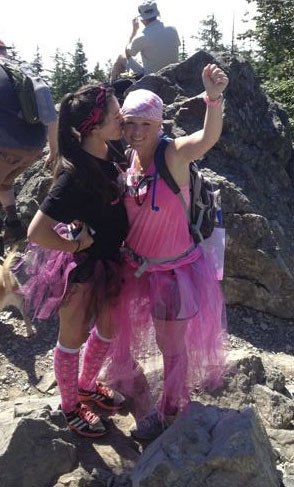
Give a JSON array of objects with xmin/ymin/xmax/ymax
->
[
  {"xmin": 4, "ymin": 219, "xmax": 26, "ymax": 243},
  {"xmin": 78, "ymin": 382, "xmax": 126, "ymax": 411},
  {"xmin": 63, "ymin": 402, "xmax": 107, "ymax": 438},
  {"xmin": 130, "ymin": 409, "xmax": 174, "ymax": 441}
]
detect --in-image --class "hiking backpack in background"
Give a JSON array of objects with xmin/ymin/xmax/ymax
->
[
  {"xmin": 154, "ymin": 136, "xmax": 222, "ymax": 245},
  {"xmin": 0, "ymin": 59, "xmax": 51, "ymax": 124}
]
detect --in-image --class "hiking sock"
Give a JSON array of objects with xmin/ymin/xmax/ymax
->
[
  {"xmin": 78, "ymin": 327, "xmax": 111, "ymax": 391},
  {"xmin": 160, "ymin": 352, "xmax": 188, "ymax": 415},
  {"xmin": 54, "ymin": 342, "xmax": 80, "ymax": 413}
]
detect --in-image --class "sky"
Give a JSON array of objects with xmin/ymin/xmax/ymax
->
[{"xmin": 1, "ymin": 0, "xmax": 255, "ymax": 72}]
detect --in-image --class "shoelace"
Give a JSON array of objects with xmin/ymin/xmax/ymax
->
[
  {"xmin": 96, "ymin": 383, "xmax": 113, "ymax": 398},
  {"xmin": 79, "ymin": 404, "xmax": 100, "ymax": 423}
]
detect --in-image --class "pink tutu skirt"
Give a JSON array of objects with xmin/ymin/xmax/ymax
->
[
  {"xmin": 20, "ymin": 224, "xmax": 122, "ymax": 321},
  {"xmin": 104, "ymin": 247, "xmax": 227, "ymax": 419}
]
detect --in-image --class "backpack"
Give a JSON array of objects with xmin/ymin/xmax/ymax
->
[
  {"xmin": 154, "ymin": 136, "xmax": 222, "ymax": 244},
  {"xmin": 0, "ymin": 59, "xmax": 47, "ymax": 124}
]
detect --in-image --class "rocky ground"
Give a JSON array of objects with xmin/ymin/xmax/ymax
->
[
  {"xmin": 0, "ymin": 304, "xmax": 293, "ymax": 404},
  {"xmin": 0, "ymin": 298, "xmax": 294, "ymax": 486}
]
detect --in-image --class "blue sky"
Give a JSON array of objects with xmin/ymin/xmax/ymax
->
[{"xmin": 1, "ymin": 0, "xmax": 255, "ymax": 71}]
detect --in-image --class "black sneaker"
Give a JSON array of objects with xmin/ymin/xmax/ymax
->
[
  {"xmin": 4, "ymin": 219, "xmax": 26, "ymax": 243},
  {"xmin": 130, "ymin": 409, "xmax": 175, "ymax": 441},
  {"xmin": 63, "ymin": 403, "xmax": 107, "ymax": 438}
]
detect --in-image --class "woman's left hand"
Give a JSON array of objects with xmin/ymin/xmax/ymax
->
[{"xmin": 202, "ymin": 64, "xmax": 229, "ymax": 101}]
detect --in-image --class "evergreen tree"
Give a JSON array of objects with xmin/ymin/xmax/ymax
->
[
  {"xmin": 50, "ymin": 49, "xmax": 72, "ymax": 102},
  {"xmin": 236, "ymin": 10, "xmax": 256, "ymax": 64},
  {"xmin": 9, "ymin": 43, "xmax": 20, "ymax": 61},
  {"xmin": 90, "ymin": 62, "xmax": 107, "ymax": 83},
  {"xmin": 192, "ymin": 14, "xmax": 225, "ymax": 52},
  {"xmin": 241, "ymin": 0, "xmax": 294, "ymax": 134},
  {"xmin": 241, "ymin": 0, "xmax": 294, "ymax": 78},
  {"xmin": 179, "ymin": 37, "xmax": 188, "ymax": 62},
  {"xmin": 69, "ymin": 40, "xmax": 89, "ymax": 92},
  {"xmin": 104, "ymin": 59, "xmax": 113, "ymax": 82},
  {"xmin": 31, "ymin": 45, "xmax": 43, "ymax": 75}
]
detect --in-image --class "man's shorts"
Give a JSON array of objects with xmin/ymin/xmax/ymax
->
[{"xmin": 0, "ymin": 146, "xmax": 42, "ymax": 191}]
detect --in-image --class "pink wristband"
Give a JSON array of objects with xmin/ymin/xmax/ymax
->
[{"xmin": 203, "ymin": 93, "xmax": 223, "ymax": 107}]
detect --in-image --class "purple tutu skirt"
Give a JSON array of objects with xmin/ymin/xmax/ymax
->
[
  {"xmin": 20, "ymin": 224, "xmax": 122, "ymax": 321},
  {"xmin": 103, "ymin": 247, "xmax": 227, "ymax": 420}
]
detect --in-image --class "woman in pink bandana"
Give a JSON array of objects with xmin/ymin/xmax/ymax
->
[
  {"xmin": 107, "ymin": 63, "xmax": 229, "ymax": 441},
  {"xmin": 22, "ymin": 84, "xmax": 128, "ymax": 438}
]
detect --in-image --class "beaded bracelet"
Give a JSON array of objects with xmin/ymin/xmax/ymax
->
[
  {"xmin": 74, "ymin": 240, "xmax": 81, "ymax": 253},
  {"xmin": 203, "ymin": 93, "xmax": 224, "ymax": 107}
]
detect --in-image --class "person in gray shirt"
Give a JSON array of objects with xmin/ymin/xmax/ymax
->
[{"xmin": 111, "ymin": 1, "xmax": 180, "ymax": 80}]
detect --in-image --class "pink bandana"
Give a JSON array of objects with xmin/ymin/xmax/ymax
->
[
  {"xmin": 121, "ymin": 89, "xmax": 163, "ymax": 121},
  {"xmin": 78, "ymin": 87, "xmax": 107, "ymax": 136}
]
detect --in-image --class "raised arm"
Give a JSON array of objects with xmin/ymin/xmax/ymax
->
[
  {"xmin": 166, "ymin": 64, "xmax": 228, "ymax": 178},
  {"xmin": 125, "ymin": 17, "xmax": 140, "ymax": 58}
]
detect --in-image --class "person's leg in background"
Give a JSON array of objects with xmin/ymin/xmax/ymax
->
[
  {"xmin": 0, "ymin": 187, "xmax": 26, "ymax": 242},
  {"xmin": 0, "ymin": 147, "xmax": 42, "ymax": 243}
]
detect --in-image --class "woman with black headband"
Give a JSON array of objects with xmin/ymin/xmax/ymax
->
[{"xmin": 22, "ymin": 84, "xmax": 129, "ymax": 438}]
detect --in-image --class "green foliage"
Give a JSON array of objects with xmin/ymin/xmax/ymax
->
[
  {"xmin": 241, "ymin": 0, "xmax": 294, "ymax": 135},
  {"xmin": 50, "ymin": 49, "xmax": 73, "ymax": 102},
  {"xmin": 68, "ymin": 40, "xmax": 89, "ymax": 92},
  {"xmin": 9, "ymin": 43, "xmax": 20, "ymax": 61},
  {"xmin": 192, "ymin": 14, "xmax": 225, "ymax": 52},
  {"xmin": 90, "ymin": 62, "xmax": 107, "ymax": 83},
  {"xmin": 104, "ymin": 59, "xmax": 113, "ymax": 82},
  {"xmin": 31, "ymin": 45, "xmax": 43, "ymax": 76},
  {"xmin": 245, "ymin": 0, "xmax": 294, "ymax": 76},
  {"xmin": 262, "ymin": 77, "xmax": 294, "ymax": 136}
]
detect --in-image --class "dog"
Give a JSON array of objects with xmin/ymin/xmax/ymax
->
[{"xmin": 0, "ymin": 251, "xmax": 34, "ymax": 337}]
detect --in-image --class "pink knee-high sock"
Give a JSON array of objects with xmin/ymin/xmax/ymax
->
[
  {"xmin": 54, "ymin": 343, "xmax": 80, "ymax": 413},
  {"xmin": 160, "ymin": 352, "xmax": 189, "ymax": 415},
  {"xmin": 78, "ymin": 327, "xmax": 111, "ymax": 391}
]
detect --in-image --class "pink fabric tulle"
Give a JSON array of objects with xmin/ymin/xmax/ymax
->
[
  {"xmin": 100, "ymin": 167, "xmax": 227, "ymax": 420},
  {"xmin": 103, "ymin": 249, "xmax": 227, "ymax": 420},
  {"xmin": 20, "ymin": 223, "xmax": 121, "ymax": 321},
  {"xmin": 20, "ymin": 224, "xmax": 78, "ymax": 320}
]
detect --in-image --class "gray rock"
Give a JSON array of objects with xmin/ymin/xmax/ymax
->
[
  {"xmin": 131, "ymin": 402, "xmax": 280, "ymax": 487},
  {"xmin": 0, "ymin": 405, "xmax": 77, "ymax": 487}
]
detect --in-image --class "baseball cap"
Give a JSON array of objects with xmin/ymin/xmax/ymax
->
[
  {"xmin": 0, "ymin": 40, "xmax": 12, "ymax": 49},
  {"xmin": 138, "ymin": 1, "xmax": 160, "ymax": 20}
]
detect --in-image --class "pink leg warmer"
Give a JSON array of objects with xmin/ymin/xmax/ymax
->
[
  {"xmin": 155, "ymin": 320, "xmax": 189, "ymax": 415},
  {"xmin": 54, "ymin": 343, "xmax": 80, "ymax": 413},
  {"xmin": 78, "ymin": 327, "xmax": 111, "ymax": 391}
]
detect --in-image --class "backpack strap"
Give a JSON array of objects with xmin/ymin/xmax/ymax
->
[
  {"xmin": 189, "ymin": 162, "xmax": 206, "ymax": 240},
  {"xmin": 154, "ymin": 137, "xmax": 191, "ymax": 223}
]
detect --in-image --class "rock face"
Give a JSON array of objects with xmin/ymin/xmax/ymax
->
[
  {"xmin": 0, "ymin": 401, "xmax": 76, "ymax": 487},
  {"xmin": 130, "ymin": 51, "xmax": 294, "ymax": 319},
  {"xmin": 131, "ymin": 402, "xmax": 280, "ymax": 487}
]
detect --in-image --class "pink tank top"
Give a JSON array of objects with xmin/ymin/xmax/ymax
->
[{"xmin": 125, "ymin": 162, "xmax": 194, "ymax": 260}]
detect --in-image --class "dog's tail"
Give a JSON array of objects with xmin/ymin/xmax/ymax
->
[{"xmin": 2, "ymin": 250, "xmax": 20, "ymax": 292}]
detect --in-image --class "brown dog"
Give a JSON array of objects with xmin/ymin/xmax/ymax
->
[{"xmin": 0, "ymin": 251, "xmax": 34, "ymax": 337}]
